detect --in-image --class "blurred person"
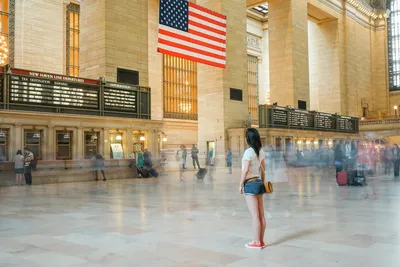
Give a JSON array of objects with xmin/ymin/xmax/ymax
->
[
  {"xmin": 13, "ymin": 150, "xmax": 24, "ymax": 186},
  {"xmin": 137, "ymin": 150, "xmax": 144, "ymax": 168},
  {"xmin": 393, "ymin": 144, "xmax": 400, "ymax": 178},
  {"xmin": 176, "ymin": 145, "xmax": 185, "ymax": 182},
  {"xmin": 334, "ymin": 144, "xmax": 343, "ymax": 175},
  {"xmin": 226, "ymin": 148, "xmax": 233, "ymax": 174},
  {"xmin": 343, "ymin": 138, "xmax": 356, "ymax": 171},
  {"xmin": 183, "ymin": 146, "xmax": 187, "ymax": 169},
  {"xmin": 93, "ymin": 153, "xmax": 106, "ymax": 181},
  {"xmin": 143, "ymin": 148, "xmax": 152, "ymax": 168},
  {"xmin": 368, "ymin": 146, "xmax": 377, "ymax": 176},
  {"xmin": 384, "ymin": 144, "xmax": 393, "ymax": 176},
  {"xmin": 24, "ymin": 147, "xmax": 34, "ymax": 186},
  {"xmin": 266, "ymin": 145, "xmax": 274, "ymax": 174},
  {"xmin": 239, "ymin": 128, "xmax": 266, "ymax": 249},
  {"xmin": 191, "ymin": 144, "xmax": 200, "ymax": 170}
]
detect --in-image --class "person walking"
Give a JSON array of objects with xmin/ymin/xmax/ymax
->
[
  {"xmin": 191, "ymin": 144, "xmax": 200, "ymax": 170},
  {"xmin": 13, "ymin": 150, "xmax": 24, "ymax": 186},
  {"xmin": 24, "ymin": 147, "xmax": 34, "ymax": 186},
  {"xmin": 239, "ymin": 128, "xmax": 266, "ymax": 249},
  {"xmin": 393, "ymin": 144, "xmax": 400, "ymax": 178},
  {"xmin": 93, "ymin": 153, "xmax": 106, "ymax": 181},
  {"xmin": 384, "ymin": 144, "xmax": 393, "ymax": 177},
  {"xmin": 177, "ymin": 145, "xmax": 185, "ymax": 182},
  {"xmin": 143, "ymin": 148, "xmax": 152, "ymax": 168},
  {"xmin": 182, "ymin": 146, "xmax": 187, "ymax": 169},
  {"xmin": 334, "ymin": 144, "xmax": 343, "ymax": 175},
  {"xmin": 226, "ymin": 148, "xmax": 233, "ymax": 174}
]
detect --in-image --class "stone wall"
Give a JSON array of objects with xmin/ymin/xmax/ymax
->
[{"xmin": 14, "ymin": 0, "xmax": 64, "ymax": 74}]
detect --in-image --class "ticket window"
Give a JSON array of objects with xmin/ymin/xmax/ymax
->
[
  {"xmin": 133, "ymin": 132, "xmax": 146, "ymax": 153},
  {"xmin": 84, "ymin": 132, "xmax": 99, "ymax": 159},
  {"xmin": 25, "ymin": 130, "xmax": 42, "ymax": 160},
  {"xmin": 275, "ymin": 138, "xmax": 282, "ymax": 152},
  {"xmin": 56, "ymin": 131, "xmax": 73, "ymax": 160},
  {"xmin": 110, "ymin": 132, "xmax": 124, "ymax": 159},
  {"xmin": 0, "ymin": 129, "xmax": 8, "ymax": 161}
]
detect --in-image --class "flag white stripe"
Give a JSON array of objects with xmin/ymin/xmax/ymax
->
[
  {"xmin": 159, "ymin": 25, "xmax": 226, "ymax": 48},
  {"xmin": 189, "ymin": 25, "xmax": 226, "ymax": 40},
  {"xmin": 189, "ymin": 16, "xmax": 226, "ymax": 32},
  {"xmin": 159, "ymin": 34, "xmax": 226, "ymax": 57},
  {"xmin": 158, "ymin": 43, "xmax": 226, "ymax": 64},
  {"xmin": 189, "ymin": 6, "xmax": 226, "ymax": 24}
]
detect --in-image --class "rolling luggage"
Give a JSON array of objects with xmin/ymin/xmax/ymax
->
[
  {"xmin": 150, "ymin": 168, "xmax": 159, "ymax": 178},
  {"xmin": 348, "ymin": 170, "xmax": 357, "ymax": 186},
  {"xmin": 348, "ymin": 165, "xmax": 367, "ymax": 186},
  {"xmin": 337, "ymin": 171, "xmax": 348, "ymax": 186},
  {"xmin": 138, "ymin": 167, "xmax": 150, "ymax": 178},
  {"xmin": 196, "ymin": 168, "xmax": 207, "ymax": 179}
]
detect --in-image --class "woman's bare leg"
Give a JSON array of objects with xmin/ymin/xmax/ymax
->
[
  {"xmin": 245, "ymin": 195, "xmax": 261, "ymax": 243},
  {"xmin": 257, "ymin": 195, "xmax": 266, "ymax": 243}
]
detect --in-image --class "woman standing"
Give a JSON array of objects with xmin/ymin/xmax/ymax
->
[
  {"xmin": 226, "ymin": 148, "xmax": 233, "ymax": 174},
  {"xmin": 13, "ymin": 150, "xmax": 24, "ymax": 186},
  {"xmin": 239, "ymin": 128, "xmax": 266, "ymax": 249},
  {"xmin": 137, "ymin": 150, "xmax": 144, "ymax": 168},
  {"xmin": 393, "ymin": 144, "xmax": 400, "ymax": 178}
]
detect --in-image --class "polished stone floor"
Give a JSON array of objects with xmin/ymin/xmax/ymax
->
[{"xmin": 1, "ymin": 167, "xmax": 400, "ymax": 267}]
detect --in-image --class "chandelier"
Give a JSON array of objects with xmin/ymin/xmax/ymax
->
[{"xmin": 0, "ymin": 35, "xmax": 8, "ymax": 65}]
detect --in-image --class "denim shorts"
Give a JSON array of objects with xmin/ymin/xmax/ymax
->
[{"xmin": 244, "ymin": 179, "xmax": 265, "ymax": 196}]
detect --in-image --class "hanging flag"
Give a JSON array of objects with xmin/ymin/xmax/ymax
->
[{"xmin": 157, "ymin": 0, "xmax": 227, "ymax": 69}]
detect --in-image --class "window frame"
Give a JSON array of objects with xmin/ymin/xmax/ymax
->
[
  {"xmin": 0, "ymin": 0, "xmax": 9, "ymax": 65},
  {"xmin": 66, "ymin": 3, "xmax": 80, "ymax": 77},
  {"xmin": 56, "ymin": 131, "xmax": 73, "ymax": 160},
  {"xmin": 163, "ymin": 55, "xmax": 198, "ymax": 120},
  {"xmin": 388, "ymin": 0, "xmax": 400, "ymax": 91},
  {"xmin": 24, "ymin": 129, "xmax": 42, "ymax": 160},
  {"xmin": 247, "ymin": 55, "xmax": 259, "ymax": 122},
  {"xmin": 84, "ymin": 131, "xmax": 99, "ymax": 159},
  {"xmin": 0, "ymin": 128, "xmax": 8, "ymax": 161}
]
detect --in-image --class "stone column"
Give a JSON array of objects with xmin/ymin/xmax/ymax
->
[
  {"xmin": 80, "ymin": 0, "xmax": 149, "ymax": 85},
  {"xmin": 126, "ymin": 130, "xmax": 133, "ymax": 157},
  {"xmin": 11, "ymin": 125, "xmax": 22, "ymax": 159},
  {"xmin": 46, "ymin": 125, "xmax": 55, "ymax": 160},
  {"xmin": 103, "ymin": 128, "xmax": 110, "ymax": 160},
  {"xmin": 197, "ymin": 0, "xmax": 248, "ymax": 165},
  {"xmin": 76, "ymin": 127, "xmax": 84, "ymax": 160},
  {"xmin": 268, "ymin": 0, "xmax": 310, "ymax": 109}
]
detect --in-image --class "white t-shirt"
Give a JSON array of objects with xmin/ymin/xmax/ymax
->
[{"xmin": 242, "ymin": 147, "xmax": 265, "ymax": 179}]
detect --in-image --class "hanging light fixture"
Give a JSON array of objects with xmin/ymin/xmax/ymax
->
[
  {"xmin": 0, "ymin": 35, "xmax": 8, "ymax": 65},
  {"xmin": 140, "ymin": 135, "xmax": 146, "ymax": 141},
  {"xmin": 115, "ymin": 129, "xmax": 122, "ymax": 141}
]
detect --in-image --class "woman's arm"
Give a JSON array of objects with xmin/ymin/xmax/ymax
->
[
  {"xmin": 239, "ymin": 160, "xmax": 250, "ymax": 193},
  {"xmin": 261, "ymin": 159, "xmax": 265, "ymax": 182}
]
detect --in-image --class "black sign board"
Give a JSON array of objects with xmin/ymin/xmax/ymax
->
[
  {"xmin": 261, "ymin": 105, "xmax": 359, "ymax": 133},
  {"xmin": 104, "ymin": 83, "xmax": 139, "ymax": 112},
  {"xmin": 8, "ymin": 69, "xmax": 100, "ymax": 109}
]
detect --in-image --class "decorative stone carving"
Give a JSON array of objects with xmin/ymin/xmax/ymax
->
[{"xmin": 247, "ymin": 34, "xmax": 262, "ymax": 53}]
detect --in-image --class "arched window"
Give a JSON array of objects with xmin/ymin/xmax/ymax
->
[
  {"xmin": 66, "ymin": 3, "xmax": 80, "ymax": 77},
  {"xmin": 388, "ymin": 0, "xmax": 400, "ymax": 90}
]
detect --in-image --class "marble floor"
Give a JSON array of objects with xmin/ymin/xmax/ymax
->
[{"xmin": 1, "ymin": 167, "xmax": 400, "ymax": 267}]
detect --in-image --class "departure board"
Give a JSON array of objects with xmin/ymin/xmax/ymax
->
[
  {"xmin": 315, "ymin": 113, "xmax": 336, "ymax": 131},
  {"xmin": 104, "ymin": 83, "xmax": 138, "ymax": 112},
  {"xmin": 8, "ymin": 69, "xmax": 100, "ymax": 109},
  {"xmin": 261, "ymin": 105, "xmax": 359, "ymax": 133}
]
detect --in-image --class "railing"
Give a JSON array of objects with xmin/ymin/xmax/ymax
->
[
  {"xmin": 0, "ymin": 66, "xmax": 151, "ymax": 119},
  {"xmin": 359, "ymin": 118, "xmax": 400, "ymax": 125}
]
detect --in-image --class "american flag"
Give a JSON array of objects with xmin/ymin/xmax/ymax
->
[{"xmin": 157, "ymin": 0, "xmax": 227, "ymax": 69}]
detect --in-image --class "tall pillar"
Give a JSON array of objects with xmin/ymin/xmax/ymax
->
[
  {"xmin": 103, "ymin": 128, "xmax": 110, "ymax": 160},
  {"xmin": 80, "ymin": 0, "xmax": 149, "ymax": 85},
  {"xmin": 268, "ymin": 0, "xmax": 310, "ymax": 109},
  {"xmin": 197, "ymin": 0, "xmax": 248, "ymax": 164},
  {"xmin": 46, "ymin": 125, "xmax": 55, "ymax": 160},
  {"xmin": 76, "ymin": 127, "xmax": 84, "ymax": 160}
]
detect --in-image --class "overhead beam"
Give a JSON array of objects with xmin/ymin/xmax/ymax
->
[{"xmin": 246, "ymin": 0, "xmax": 267, "ymax": 8}]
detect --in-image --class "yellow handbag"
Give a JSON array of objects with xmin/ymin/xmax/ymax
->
[{"xmin": 260, "ymin": 157, "xmax": 273, "ymax": 194}]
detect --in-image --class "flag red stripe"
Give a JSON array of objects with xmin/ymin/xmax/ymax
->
[
  {"xmin": 188, "ymin": 20, "xmax": 226, "ymax": 36},
  {"xmin": 188, "ymin": 2, "xmax": 226, "ymax": 20},
  {"xmin": 158, "ymin": 29, "xmax": 226, "ymax": 52},
  {"xmin": 158, "ymin": 38, "xmax": 226, "ymax": 60},
  {"xmin": 188, "ymin": 29, "xmax": 226, "ymax": 44},
  {"xmin": 188, "ymin": 11, "xmax": 226, "ymax": 28},
  {"xmin": 158, "ymin": 48, "xmax": 226, "ymax": 69}
]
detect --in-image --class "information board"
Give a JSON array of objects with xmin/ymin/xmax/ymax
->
[
  {"xmin": 8, "ymin": 69, "xmax": 100, "ymax": 109},
  {"xmin": 262, "ymin": 105, "xmax": 359, "ymax": 133},
  {"xmin": 104, "ymin": 83, "xmax": 138, "ymax": 112}
]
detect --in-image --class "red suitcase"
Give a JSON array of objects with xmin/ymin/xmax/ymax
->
[{"xmin": 337, "ymin": 171, "xmax": 348, "ymax": 186}]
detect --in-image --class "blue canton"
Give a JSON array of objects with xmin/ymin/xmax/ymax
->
[{"xmin": 159, "ymin": 0, "xmax": 189, "ymax": 32}]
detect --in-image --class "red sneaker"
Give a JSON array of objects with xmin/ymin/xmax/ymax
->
[{"xmin": 245, "ymin": 241, "xmax": 263, "ymax": 249}]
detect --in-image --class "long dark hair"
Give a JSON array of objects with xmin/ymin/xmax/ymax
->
[
  {"xmin": 16, "ymin": 150, "xmax": 22, "ymax": 155},
  {"xmin": 246, "ymin": 128, "xmax": 262, "ymax": 157}
]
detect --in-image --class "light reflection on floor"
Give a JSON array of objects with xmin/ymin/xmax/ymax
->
[{"xmin": 0, "ymin": 167, "xmax": 399, "ymax": 267}]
